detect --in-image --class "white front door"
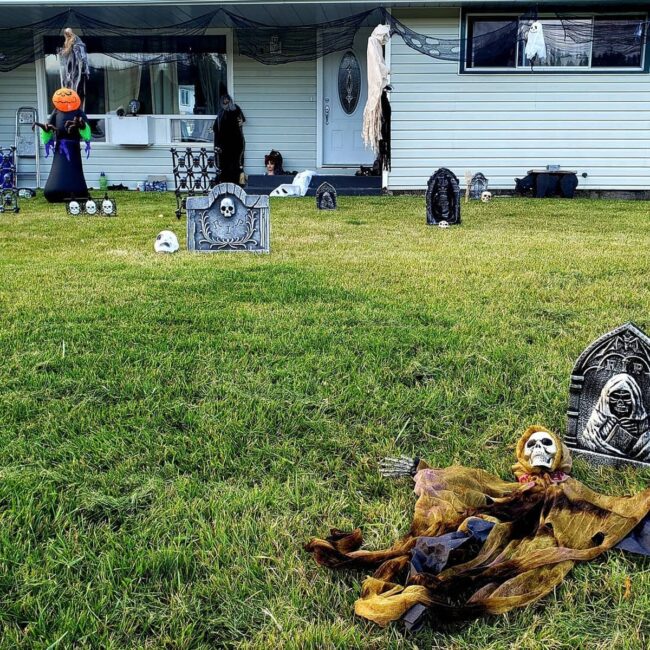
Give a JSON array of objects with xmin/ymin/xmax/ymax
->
[{"xmin": 321, "ymin": 30, "xmax": 375, "ymax": 167}]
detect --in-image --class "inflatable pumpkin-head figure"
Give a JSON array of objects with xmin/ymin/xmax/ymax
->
[{"xmin": 52, "ymin": 87, "xmax": 81, "ymax": 112}]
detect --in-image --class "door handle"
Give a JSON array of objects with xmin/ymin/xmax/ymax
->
[{"xmin": 324, "ymin": 103, "xmax": 330, "ymax": 125}]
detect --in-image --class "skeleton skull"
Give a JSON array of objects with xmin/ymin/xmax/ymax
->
[
  {"xmin": 85, "ymin": 199, "xmax": 97, "ymax": 215},
  {"xmin": 524, "ymin": 431, "xmax": 557, "ymax": 469},
  {"xmin": 154, "ymin": 230, "xmax": 179, "ymax": 253},
  {"xmin": 220, "ymin": 197, "xmax": 235, "ymax": 218},
  {"xmin": 438, "ymin": 220, "xmax": 449, "ymax": 229},
  {"xmin": 481, "ymin": 191, "xmax": 492, "ymax": 203},
  {"xmin": 68, "ymin": 200, "xmax": 81, "ymax": 215},
  {"xmin": 101, "ymin": 198, "xmax": 115, "ymax": 216}
]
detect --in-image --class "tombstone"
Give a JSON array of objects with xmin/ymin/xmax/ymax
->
[
  {"xmin": 425, "ymin": 168, "xmax": 460, "ymax": 226},
  {"xmin": 566, "ymin": 322, "xmax": 650, "ymax": 467},
  {"xmin": 316, "ymin": 182, "xmax": 337, "ymax": 210},
  {"xmin": 469, "ymin": 172, "xmax": 489, "ymax": 200},
  {"xmin": 186, "ymin": 182, "xmax": 270, "ymax": 253}
]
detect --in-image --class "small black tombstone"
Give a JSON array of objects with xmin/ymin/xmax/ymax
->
[
  {"xmin": 566, "ymin": 322, "xmax": 650, "ymax": 467},
  {"xmin": 316, "ymin": 182, "xmax": 337, "ymax": 210},
  {"xmin": 426, "ymin": 168, "xmax": 460, "ymax": 226},
  {"xmin": 469, "ymin": 172, "xmax": 488, "ymax": 200}
]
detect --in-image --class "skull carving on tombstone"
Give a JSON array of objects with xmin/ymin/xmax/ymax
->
[
  {"xmin": 524, "ymin": 430, "xmax": 557, "ymax": 469},
  {"xmin": 220, "ymin": 197, "xmax": 235, "ymax": 218}
]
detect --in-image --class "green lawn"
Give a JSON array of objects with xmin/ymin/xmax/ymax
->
[{"xmin": 0, "ymin": 193, "xmax": 649, "ymax": 649}]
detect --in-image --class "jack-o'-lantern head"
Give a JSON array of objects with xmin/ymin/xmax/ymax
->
[{"xmin": 52, "ymin": 87, "xmax": 81, "ymax": 112}]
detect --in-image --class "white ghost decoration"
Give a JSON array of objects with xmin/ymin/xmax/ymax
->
[
  {"xmin": 524, "ymin": 430, "xmax": 557, "ymax": 469},
  {"xmin": 154, "ymin": 230, "xmax": 179, "ymax": 253},
  {"xmin": 525, "ymin": 21, "xmax": 547, "ymax": 63}
]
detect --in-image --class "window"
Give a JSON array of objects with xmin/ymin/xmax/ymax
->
[
  {"xmin": 465, "ymin": 14, "xmax": 647, "ymax": 71},
  {"xmin": 467, "ymin": 18, "xmax": 518, "ymax": 68},
  {"xmin": 43, "ymin": 34, "xmax": 229, "ymax": 142}
]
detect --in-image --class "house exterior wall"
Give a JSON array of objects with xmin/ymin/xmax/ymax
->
[
  {"xmin": 389, "ymin": 8, "xmax": 650, "ymax": 191},
  {"xmin": 0, "ymin": 54, "xmax": 316, "ymax": 190},
  {"xmin": 236, "ymin": 57, "xmax": 317, "ymax": 174},
  {"xmin": 3, "ymin": 6, "xmax": 650, "ymax": 192},
  {"xmin": 1, "ymin": 63, "xmax": 39, "ymax": 184}
]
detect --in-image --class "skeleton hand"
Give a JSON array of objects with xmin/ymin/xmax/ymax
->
[
  {"xmin": 64, "ymin": 116, "xmax": 85, "ymax": 134},
  {"xmin": 379, "ymin": 456, "xmax": 420, "ymax": 478}
]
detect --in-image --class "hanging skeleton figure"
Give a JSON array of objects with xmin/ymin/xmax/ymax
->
[
  {"xmin": 306, "ymin": 425, "xmax": 650, "ymax": 631},
  {"xmin": 525, "ymin": 21, "xmax": 547, "ymax": 67},
  {"xmin": 58, "ymin": 28, "xmax": 90, "ymax": 102}
]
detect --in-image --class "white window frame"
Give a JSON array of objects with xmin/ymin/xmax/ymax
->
[
  {"xmin": 463, "ymin": 12, "xmax": 647, "ymax": 73},
  {"xmin": 36, "ymin": 28, "xmax": 234, "ymax": 147}
]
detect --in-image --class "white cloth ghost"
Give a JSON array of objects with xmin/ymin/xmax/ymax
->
[
  {"xmin": 525, "ymin": 21, "xmax": 547, "ymax": 63},
  {"xmin": 362, "ymin": 24, "xmax": 391, "ymax": 154}
]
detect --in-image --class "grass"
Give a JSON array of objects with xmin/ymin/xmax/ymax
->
[{"xmin": 0, "ymin": 192, "xmax": 649, "ymax": 649}]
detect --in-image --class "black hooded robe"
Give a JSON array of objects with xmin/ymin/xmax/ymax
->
[{"xmin": 213, "ymin": 102, "xmax": 245, "ymax": 186}]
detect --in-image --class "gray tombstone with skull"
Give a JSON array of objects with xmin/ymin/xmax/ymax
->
[
  {"xmin": 186, "ymin": 182, "xmax": 270, "ymax": 253},
  {"xmin": 566, "ymin": 322, "xmax": 650, "ymax": 467},
  {"xmin": 426, "ymin": 168, "xmax": 461, "ymax": 226},
  {"xmin": 316, "ymin": 182, "xmax": 337, "ymax": 210}
]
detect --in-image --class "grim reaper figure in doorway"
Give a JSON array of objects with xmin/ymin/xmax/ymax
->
[{"xmin": 213, "ymin": 94, "xmax": 246, "ymax": 186}]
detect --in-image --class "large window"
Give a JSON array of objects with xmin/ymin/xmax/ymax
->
[
  {"xmin": 43, "ymin": 34, "xmax": 229, "ymax": 142},
  {"xmin": 465, "ymin": 14, "xmax": 647, "ymax": 71}
]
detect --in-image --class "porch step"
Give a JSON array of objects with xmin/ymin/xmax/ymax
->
[{"xmin": 245, "ymin": 174, "xmax": 382, "ymax": 196}]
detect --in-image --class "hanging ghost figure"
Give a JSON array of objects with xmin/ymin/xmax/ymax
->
[
  {"xmin": 525, "ymin": 21, "xmax": 547, "ymax": 64},
  {"xmin": 58, "ymin": 28, "xmax": 90, "ymax": 100}
]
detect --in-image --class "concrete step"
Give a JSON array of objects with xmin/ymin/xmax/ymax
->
[{"xmin": 245, "ymin": 174, "xmax": 382, "ymax": 196}]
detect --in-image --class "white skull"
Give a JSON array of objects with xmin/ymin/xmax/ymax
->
[
  {"xmin": 524, "ymin": 431, "xmax": 557, "ymax": 469},
  {"xmin": 220, "ymin": 197, "xmax": 235, "ymax": 218},
  {"xmin": 481, "ymin": 191, "xmax": 492, "ymax": 203},
  {"xmin": 438, "ymin": 220, "xmax": 449, "ymax": 229},
  {"xmin": 68, "ymin": 200, "xmax": 81, "ymax": 215},
  {"xmin": 101, "ymin": 198, "xmax": 115, "ymax": 215},
  {"xmin": 154, "ymin": 230, "xmax": 179, "ymax": 253},
  {"xmin": 85, "ymin": 199, "xmax": 97, "ymax": 215}
]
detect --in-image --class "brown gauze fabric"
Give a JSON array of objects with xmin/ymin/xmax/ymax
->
[{"xmin": 305, "ymin": 426, "xmax": 650, "ymax": 628}]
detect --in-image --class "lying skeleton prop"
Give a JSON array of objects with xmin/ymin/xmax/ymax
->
[{"xmin": 306, "ymin": 425, "xmax": 650, "ymax": 630}]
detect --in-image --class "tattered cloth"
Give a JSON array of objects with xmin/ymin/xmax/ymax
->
[{"xmin": 305, "ymin": 427, "xmax": 650, "ymax": 629}]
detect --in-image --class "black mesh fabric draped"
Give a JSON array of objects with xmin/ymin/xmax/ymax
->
[{"xmin": 0, "ymin": 7, "xmax": 648, "ymax": 72}]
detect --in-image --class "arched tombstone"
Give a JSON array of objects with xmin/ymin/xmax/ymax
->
[
  {"xmin": 469, "ymin": 172, "xmax": 488, "ymax": 200},
  {"xmin": 567, "ymin": 322, "xmax": 650, "ymax": 467},
  {"xmin": 316, "ymin": 182, "xmax": 337, "ymax": 210},
  {"xmin": 425, "ymin": 168, "xmax": 460, "ymax": 226},
  {"xmin": 186, "ymin": 182, "xmax": 270, "ymax": 253}
]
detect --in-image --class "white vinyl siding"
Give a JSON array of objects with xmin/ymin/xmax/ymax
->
[
  {"xmin": 236, "ymin": 56, "xmax": 317, "ymax": 174},
  {"xmin": 389, "ymin": 9, "xmax": 650, "ymax": 190},
  {"xmin": 0, "ymin": 64, "xmax": 39, "ymax": 186}
]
